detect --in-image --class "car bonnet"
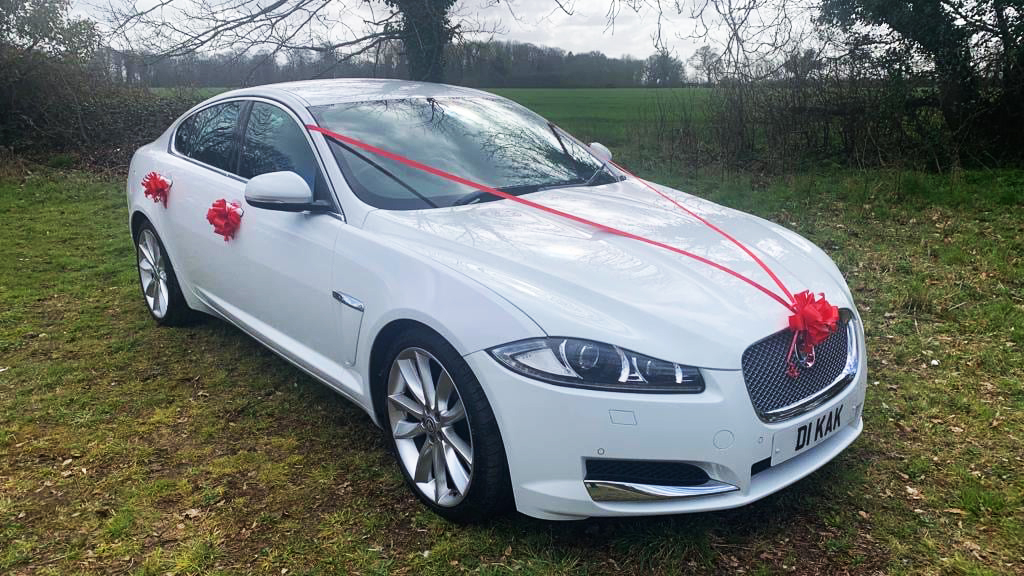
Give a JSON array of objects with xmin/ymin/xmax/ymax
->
[{"xmin": 364, "ymin": 179, "xmax": 854, "ymax": 370}]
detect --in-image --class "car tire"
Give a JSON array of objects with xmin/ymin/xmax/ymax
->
[
  {"xmin": 377, "ymin": 327, "xmax": 513, "ymax": 523},
  {"xmin": 135, "ymin": 222, "xmax": 196, "ymax": 326}
]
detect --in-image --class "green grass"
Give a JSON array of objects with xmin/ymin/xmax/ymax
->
[
  {"xmin": 490, "ymin": 88, "xmax": 711, "ymax": 148},
  {"xmin": 149, "ymin": 87, "xmax": 230, "ymax": 100},
  {"xmin": 2, "ymin": 89, "xmax": 1024, "ymax": 574},
  {"xmin": 153, "ymin": 85, "xmax": 710, "ymax": 150}
]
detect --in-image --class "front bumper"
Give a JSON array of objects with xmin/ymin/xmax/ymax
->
[{"xmin": 464, "ymin": 345, "xmax": 867, "ymax": 520}]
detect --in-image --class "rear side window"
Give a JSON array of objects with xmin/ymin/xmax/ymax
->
[
  {"xmin": 174, "ymin": 102, "xmax": 242, "ymax": 173},
  {"xmin": 239, "ymin": 103, "xmax": 319, "ymax": 187}
]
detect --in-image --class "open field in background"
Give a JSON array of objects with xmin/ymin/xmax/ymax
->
[
  {"xmin": 149, "ymin": 87, "xmax": 231, "ymax": 101},
  {"xmin": 490, "ymin": 88, "xmax": 711, "ymax": 149},
  {"xmin": 2, "ymin": 89, "xmax": 1023, "ymax": 574},
  {"xmin": 147, "ymin": 86, "xmax": 710, "ymax": 151}
]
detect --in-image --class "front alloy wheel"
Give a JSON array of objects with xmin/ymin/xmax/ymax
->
[
  {"xmin": 378, "ymin": 327, "xmax": 512, "ymax": 522},
  {"xmin": 387, "ymin": 348, "xmax": 474, "ymax": 507}
]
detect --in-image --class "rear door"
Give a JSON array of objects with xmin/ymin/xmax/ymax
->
[{"xmin": 166, "ymin": 100, "xmax": 247, "ymax": 303}]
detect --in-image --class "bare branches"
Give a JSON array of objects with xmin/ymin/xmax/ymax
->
[
  {"xmin": 101, "ymin": 0, "xmax": 403, "ymax": 66},
  {"xmin": 602, "ymin": 0, "xmax": 816, "ymax": 79},
  {"xmin": 101, "ymin": 0, "xmax": 516, "ymax": 81}
]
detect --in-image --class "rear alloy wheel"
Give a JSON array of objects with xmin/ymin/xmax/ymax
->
[
  {"xmin": 380, "ymin": 328, "xmax": 512, "ymax": 522},
  {"xmin": 135, "ymin": 223, "xmax": 195, "ymax": 326}
]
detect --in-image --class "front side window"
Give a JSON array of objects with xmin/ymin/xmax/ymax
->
[
  {"xmin": 239, "ymin": 102, "xmax": 321, "ymax": 191},
  {"xmin": 174, "ymin": 102, "xmax": 242, "ymax": 173},
  {"xmin": 310, "ymin": 97, "xmax": 620, "ymax": 210}
]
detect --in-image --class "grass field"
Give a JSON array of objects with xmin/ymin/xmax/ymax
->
[
  {"xmin": 490, "ymin": 88, "xmax": 709, "ymax": 148},
  {"xmin": 149, "ymin": 86, "xmax": 707, "ymax": 150},
  {"xmin": 2, "ymin": 89, "xmax": 1024, "ymax": 575},
  {"xmin": 149, "ymin": 87, "xmax": 230, "ymax": 100}
]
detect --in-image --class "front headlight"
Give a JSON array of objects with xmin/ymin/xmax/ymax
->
[{"xmin": 488, "ymin": 338, "xmax": 704, "ymax": 394}]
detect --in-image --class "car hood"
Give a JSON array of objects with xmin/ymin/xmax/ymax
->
[{"xmin": 363, "ymin": 179, "xmax": 854, "ymax": 369}]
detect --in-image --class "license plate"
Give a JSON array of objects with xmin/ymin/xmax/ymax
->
[{"xmin": 771, "ymin": 399, "xmax": 858, "ymax": 466}]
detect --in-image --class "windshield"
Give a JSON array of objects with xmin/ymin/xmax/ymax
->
[{"xmin": 309, "ymin": 97, "xmax": 621, "ymax": 210}]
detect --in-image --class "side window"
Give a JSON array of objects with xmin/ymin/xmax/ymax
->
[
  {"xmin": 174, "ymin": 102, "xmax": 242, "ymax": 173},
  {"xmin": 239, "ymin": 103, "xmax": 322, "ymax": 194}
]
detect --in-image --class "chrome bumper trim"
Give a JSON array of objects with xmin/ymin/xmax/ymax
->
[{"xmin": 585, "ymin": 479, "xmax": 739, "ymax": 502}]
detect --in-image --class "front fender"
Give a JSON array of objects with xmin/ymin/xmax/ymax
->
[{"xmin": 335, "ymin": 222, "xmax": 547, "ymax": 411}]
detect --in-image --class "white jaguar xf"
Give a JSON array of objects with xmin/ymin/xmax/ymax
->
[{"xmin": 126, "ymin": 79, "xmax": 866, "ymax": 522}]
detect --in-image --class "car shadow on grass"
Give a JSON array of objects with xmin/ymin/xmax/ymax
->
[{"xmin": 178, "ymin": 314, "xmax": 879, "ymax": 572}]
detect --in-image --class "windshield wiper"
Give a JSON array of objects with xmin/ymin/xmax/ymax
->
[
  {"xmin": 451, "ymin": 180, "xmax": 587, "ymax": 206},
  {"xmin": 328, "ymin": 137, "xmax": 439, "ymax": 209},
  {"xmin": 582, "ymin": 161, "xmax": 619, "ymax": 187},
  {"xmin": 548, "ymin": 122, "xmax": 574, "ymax": 160},
  {"xmin": 536, "ymin": 179, "xmax": 586, "ymax": 192},
  {"xmin": 548, "ymin": 122, "xmax": 620, "ymax": 187}
]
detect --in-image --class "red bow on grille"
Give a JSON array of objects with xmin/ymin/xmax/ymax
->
[
  {"xmin": 206, "ymin": 199, "xmax": 243, "ymax": 241},
  {"xmin": 786, "ymin": 290, "xmax": 839, "ymax": 377},
  {"xmin": 141, "ymin": 172, "xmax": 171, "ymax": 207}
]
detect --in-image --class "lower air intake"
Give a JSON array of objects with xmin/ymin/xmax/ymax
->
[{"xmin": 584, "ymin": 459, "xmax": 710, "ymax": 487}]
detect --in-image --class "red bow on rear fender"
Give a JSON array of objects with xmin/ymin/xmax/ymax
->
[
  {"xmin": 141, "ymin": 172, "xmax": 171, "ymax": 207},
  {"xmin": 206, "ymin": 199, "xmax": 243, "ymax": 241}
]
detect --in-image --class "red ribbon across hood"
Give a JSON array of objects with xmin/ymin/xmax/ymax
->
[{"xmin": 306, "ymin": 123, "xmax": 842, "ymax": 377}]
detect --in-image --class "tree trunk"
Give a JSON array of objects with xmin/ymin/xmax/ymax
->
[{"xmin": 391, "ymin": 0, "xmax": 457, "ymax": 82}]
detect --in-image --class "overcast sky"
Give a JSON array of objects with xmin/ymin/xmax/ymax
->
[
  {"xmin": 468, "ymin": 0, "xmax": 700, "ymax": 59},
  {"xmin": 76, "ymin": 0, "xmax": 706, "ymax": 60}
]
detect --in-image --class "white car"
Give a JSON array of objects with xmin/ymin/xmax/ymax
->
[{"xmin": 126, "ymin": 79, "xmax": 866, "ymax": 522}]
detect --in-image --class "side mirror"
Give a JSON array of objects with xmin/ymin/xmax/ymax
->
[
  {"xmin": 589, "ymin": 142, "xmax": 613, "ymax": 163},
  {"xmin": 244, "ymin": 171, "xmax": 329, "ymax": 212}
]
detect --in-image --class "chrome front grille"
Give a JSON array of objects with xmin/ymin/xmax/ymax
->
[{"xmin": 741, "ymin": 312, "xmax": 857, "ymax": 422}]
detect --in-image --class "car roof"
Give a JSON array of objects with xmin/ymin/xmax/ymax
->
[{"xmin": 245, "ymin": 78, "xmax": 497, "ymax": 107}]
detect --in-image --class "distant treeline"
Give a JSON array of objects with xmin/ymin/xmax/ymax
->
[
  {"xmin": 6, "ymin": 0, "xmax": 1024, "ymax": 173},
  {"xmin": 106, "ymin": 40, "xmax": 683, "ymax": 89}
]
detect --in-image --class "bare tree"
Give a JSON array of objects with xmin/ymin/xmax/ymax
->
[
  {"xmin": 603, "ymin": 1, "xmax": 811, "ymax": 79},
  {"xmin": 643, "ymin": 48, "xmax": 685, "ymax": 86},
  {"xmin": 103, "ymin": 0, "xmax": 503, "ymax": 82},
  {"xmin": 102, "ymin": 0, "xmax": 811, "ymax": 84},
  {"xmin": 688, "ymin": 45, "xmax": 721, "ymax": 84}
]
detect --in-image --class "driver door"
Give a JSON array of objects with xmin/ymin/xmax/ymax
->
[{"xmin": 216, "ymin": 100, "xmax": 356, "ymax": 386}]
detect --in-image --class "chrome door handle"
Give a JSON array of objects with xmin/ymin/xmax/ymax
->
[{"xmin": 332, "ymin": 291, "xmax": 365, "ymax": 311}]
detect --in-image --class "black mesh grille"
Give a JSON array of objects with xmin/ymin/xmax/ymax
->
[
  {"xmin": 585, "ymin": 459, "xmax": 709, "ymax": 487},
  {"xmin": 741, "ymin": 315, "xmax": 851, "ymax": 420}
]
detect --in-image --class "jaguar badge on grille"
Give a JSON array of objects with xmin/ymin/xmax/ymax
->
[{"xmin": 787, "ymin": 332, "xmax": 817, "ymax": 377}]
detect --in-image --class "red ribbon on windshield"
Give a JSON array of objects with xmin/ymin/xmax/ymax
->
[
  {"xmin": 309, "ymin": 123, "xmax": 794, "ymax": 310},
  {"xmin": 307, "ymin": 123, "xmax": 839, "ymax": 375}
]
